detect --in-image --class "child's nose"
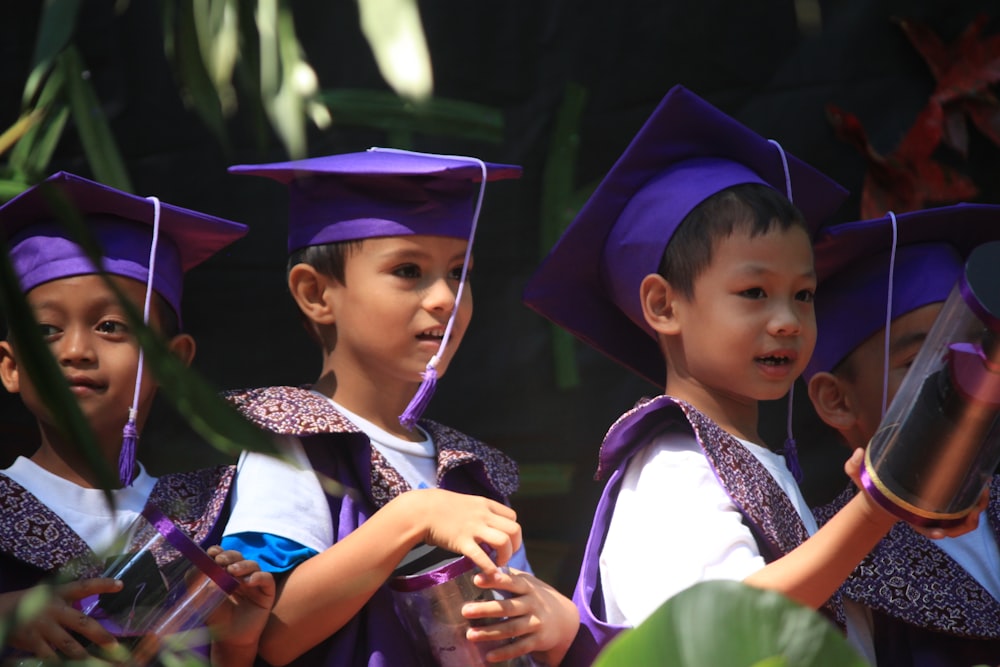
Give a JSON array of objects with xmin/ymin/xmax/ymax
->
[
  {"xmin": 770, "ymin": 303, "xmax": 803, "ymax": 336},
  {"xmin": 58, "ymin": 328, "xmax": 95, "ymax": 364},
  {"xmin": 424, "ymin": 277, "xmax": 457, "ymax": 313}
]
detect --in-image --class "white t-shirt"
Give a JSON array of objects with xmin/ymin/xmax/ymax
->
[
  {"xmin": 935, "ymin": 520, "xmax": 1000, "ymax": 601},
  {"xmin": 223, "ymin": 434, "xmax": 334, "ymax": 553},
  {"xmin": 330, "ymin": 397, "xmax": 437, "ymax": 490},
  {"xmin": 598, "ymin": 428, "xmax": 875, "ymax": 663},
  {"xmin": 2, "ymin": 456, "xmax": 157, "ymax": 555}
]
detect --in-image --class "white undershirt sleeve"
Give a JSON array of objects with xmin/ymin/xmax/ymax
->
[{"xmin": 599, "ymin": 429, "xmax": 766, "ymax": 626}]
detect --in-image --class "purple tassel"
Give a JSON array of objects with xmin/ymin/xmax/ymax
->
[
  {"xmin": 783, "ymin": 436, "xmax": 804, "ymax": 484},
  {"xmin": 119, "ymin": 417, "xmax": 138, "ymax": 487},
  {"xmin": 399, "ymin": 365, "xmax": 439, "ymax": 429}
]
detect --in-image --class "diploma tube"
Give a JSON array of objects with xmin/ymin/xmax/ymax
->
[{"xmin": 863, "ymin": 240, "xmax": 1000, "ymax": 527}]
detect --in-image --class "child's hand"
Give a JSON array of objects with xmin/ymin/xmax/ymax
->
[
  {"xmin": 1, "ymin": 578, "xmax": 123, "ymax": 660},
  {"xmin": 404, "ymin": 489, "xmax": 522, "ymax": 574},
  {"xmin": 461, "ymin": 568, "xmax": 579, "ymax": 666},
  {"xmin": 846, "ymin": 448, "xmax": 991, "ymax": 539},
  {"xmin": 913, "ymin": 484, "xmax": 990, "ymax": 540},
  {"xmin": 205, "ymin": 546, "xmax": 275, "ymax": 667}
]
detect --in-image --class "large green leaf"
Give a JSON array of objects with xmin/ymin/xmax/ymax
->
[{"xmin": 594, "ymin": 580, "xmax": 867, "ymax": 667}]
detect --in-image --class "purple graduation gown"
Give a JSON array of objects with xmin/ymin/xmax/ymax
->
[
  {"xmin": 222, "ymin": 385, "xmax": 521, "ymax": 667},
  {"xmin": 562, "ymin": 395, "xmax": 842, "ymax": 666}
]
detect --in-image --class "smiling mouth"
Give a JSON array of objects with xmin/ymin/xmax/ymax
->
[
  {"xmin": 66, "ymin": 376, "xmax": 104, "ymax": 391},
  {"xmin": 416, "ymin": 328, "xmax": 446, "ymax": 342},
  {"xmin": 756, "ymin": 354, "xmax": 792, "ymax": 366}
]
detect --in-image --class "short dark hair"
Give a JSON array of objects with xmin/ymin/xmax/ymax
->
[
  {"xmin": 659, "ymin": 183, "xmax": 807, "ymax": 299},
  {"xmin": 286, "ymin": 240, "xmax": 365, "ymax": 283}
]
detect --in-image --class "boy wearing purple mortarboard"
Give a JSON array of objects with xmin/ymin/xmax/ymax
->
[
  {"xmin": 806, "ymin": 205, "xmax": 1000, "ymax": 666},
  {"xmin": 523, "ymin": 85, "xmax": 984, "ymax": 665},
  {"xmin": 0, "ymin": 172, "xmax": 274, "ymax": 666},
  {"xmin": 220, "ymin": 148, "xmax": 580, "ymax": 667}
]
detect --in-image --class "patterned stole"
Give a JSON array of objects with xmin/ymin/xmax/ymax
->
[
  {"xmin": 0, "ymin": 466, "xmax": 235, "ymax": 581},
  {"xmin": 818, "ymin": 482, "xmax": 1000, "ymax": 638},
  {"xmin": 222, "ymin": 385, "xmax": 519, "ymax": 508}
]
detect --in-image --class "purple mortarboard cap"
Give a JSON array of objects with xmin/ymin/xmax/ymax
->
[
  {"xmin": 523, "ymin": 85, "xmax": 848, "ymax": 387},
  {"xmin": 228, "ymin": 147, "xmax": 521, "ymax": 253},
  {"xmin": 0, "ymin": 171, "xmax": 248, "ymax": 320},
  {"xmin": 805, "ymin": 203, "xmax": 1000, "ymax": 380}
]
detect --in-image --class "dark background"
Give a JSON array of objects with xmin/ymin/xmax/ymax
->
[{"xmin": 2, "ymin": 1, "xmax": 999, "ymax": 594}]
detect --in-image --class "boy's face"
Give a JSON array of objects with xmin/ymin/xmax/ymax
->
[
  {"xmin": 0, "ymin": 275, "xmax": 171, "ymax": 448},
  {"xmin": 827, "ymin": 302, "xmax": 942, "ymax": 448},
  {"xmin": 327, "ymin": 234, "xmax": 473, "ymax": 392},
  {"xmin": 663, "ymin": 225, "xmax": 817, "ymax": 406}
]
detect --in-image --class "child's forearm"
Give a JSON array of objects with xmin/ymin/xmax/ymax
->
[
  {"xmin": 742, "ymin": 493, "xmax": 895, "ymax": 609},
  {"xmin": 257, "ymin": 494, "xmax": 429, "ymax": 665}
]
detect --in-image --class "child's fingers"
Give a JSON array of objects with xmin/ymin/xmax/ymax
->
[
  {"xmin": 58, "ymin": 577, "xmax": 123, "ymax": 602},
  {"xmin": 56, "ymin": 603, "xmax": 119, "ymax": 651}
]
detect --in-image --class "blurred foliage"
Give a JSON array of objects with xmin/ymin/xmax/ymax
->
[
  {"xmin": 594, "ymin": 580, "xmax": 868, "ymax": 667},
  {"xmin": 1, "ymin": 0, "xmax": 436, "ymax": 198},
  {"xmin": 539, "ymin": 83, "xmax": 597, "ymax": 389}
]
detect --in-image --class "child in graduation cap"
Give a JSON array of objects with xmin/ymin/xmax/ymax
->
[
  {"xmin": 220, "ymin": 148, "xmax": 580, "ymax": 667},
  {"xmin": 805, "ymin": 204, "xmax": 1000, "ymax": 666},
  {"xmin": 523, "ymin": 85, "xmax": 984, "ymax": 664},
  {"xmin": 0, "ymin": 172, "xmax": 275, "ymax": 667}
]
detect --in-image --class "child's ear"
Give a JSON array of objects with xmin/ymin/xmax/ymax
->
[
  {"xmin": 288, "ymin": 264, "xmax": 337, "ymax": 326},
  {"xmin": 807, "ymin": 372, "xmax": 857, "ymax": 431},
  {"xmin": 0, "ymin": 341, "xmax": 20, "ymax": 393},
  {"xmin": 640, "ymin": 273, "xmax": 681, "ymax": 335},
  {"xmin": 167, "ymin": 333, "xmax": 196, "ymax": 367}
]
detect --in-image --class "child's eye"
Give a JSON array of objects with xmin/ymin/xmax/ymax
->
[
  {"xmin": 739, "ymin": 287, "xmax": 766, "ymax": 299},
  {"xmin": 392, "ymin": 264, "xmax": 422, "ymax": 279},
  {"xmin": 795, "ymin": 289, "xmax": 815, "ymax": 303},
  {"xmin": 96, "ymin": 320, "xmax": 129, "ymax": 335},
  {"xmin": 38, "ymin": 323, "xmax": 60, "ymax": 340},
  {"xmin": 449, "ymin": 265, "xmax": 470, "ymax": 281}
]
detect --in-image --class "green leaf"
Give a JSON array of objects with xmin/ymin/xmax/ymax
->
[
  {"xmin": 23, "ymin": 0, "xmax": 82, "ymax": 106},
  {"xmin": 10, "ymin": 61, "xmax": 69, "ymax": 182},
  {"xmin": 171, "ymin": 0, "xmax": 230, "ymax": 149},
  {"xmin": 0, "ymin": 179, "xmax": 30, "ymax": 201},
  {"xmin": 60, "ymin": 47, "xmax": 133, "ymax": 192},
  {"xmin": 357, "ymin": 0, "xmax": 433, "ymax": 101},
  {"xmin": 594, "ymin": 580, "xmax": 867, "ymax": 667},
  {"xmin": 319, "ymin": 89, "xmax": 504, "ymax": 144}
]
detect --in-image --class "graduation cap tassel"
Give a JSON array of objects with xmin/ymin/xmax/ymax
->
[
  {"xmin": 400, "ymin": 356, "xmax": 440, "ymax": 429},
  {"xmin": 119, "ymin": 408, "xmax": 138, "ymax": 485},
  {"xmin": 119, "ymin": 196, "xmax": 161, "ymax": 486}
]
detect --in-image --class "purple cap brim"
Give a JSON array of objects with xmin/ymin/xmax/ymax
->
[{"xmin": 523, "ymin": 85, "xmax": 848, "ymax": 387}]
